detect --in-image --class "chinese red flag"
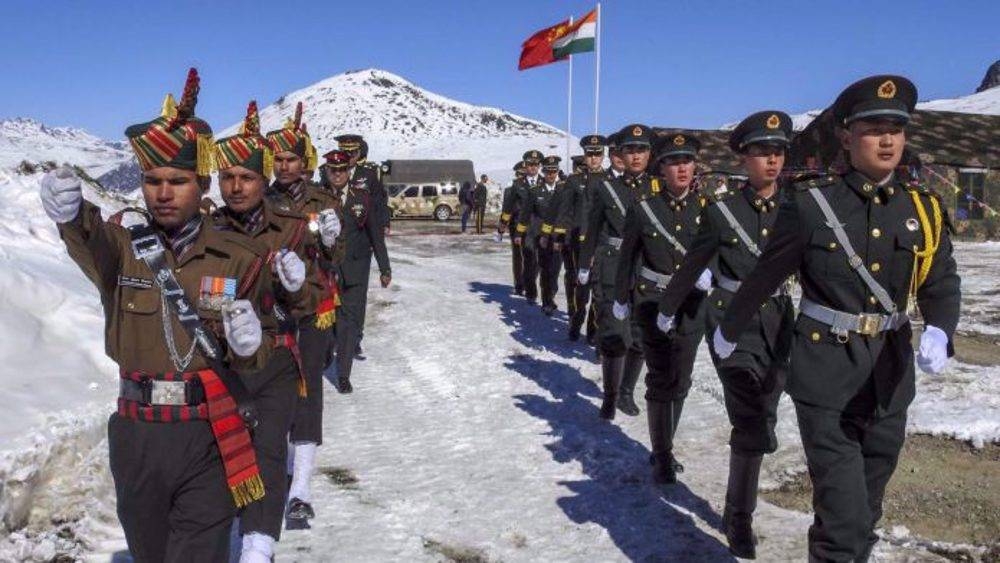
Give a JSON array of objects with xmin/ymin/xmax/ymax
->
[{"xmin": 518, "ymin": 19, "xmax": 571, "ymax": 70}]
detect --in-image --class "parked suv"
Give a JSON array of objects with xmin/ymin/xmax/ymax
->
[{"xmin": 387, "ymin": 182, "xmax": 461, "ymax": 221}]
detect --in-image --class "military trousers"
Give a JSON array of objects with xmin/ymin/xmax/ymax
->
[
  {"xmin": 520, "ymin": 241, "xmax": 540, "ymax": 301},
  {"xmin": 538, "ymin": 240, "xmax": 561, "ymax": 309},
  {"xmin": 560, "ymin": 240, "xmax": 578, "ymax": 318},
  {"xmin": 795, "ymin": 378, "xmax": 906, "ymax": 562},
  {"xmin": 336, "ymin": 281, "xmax": 369, "ymax": 382},
  {"xmin": 242, "ymin": 347, "xmax": 299, "ymax": 539},
  {"xmin": 474, "ymin": 206, "xmax": 486, "ymax": 234},
  {"xmin": 108, "ymin": 413, "xmax": 235, "ymax": 562},
  {"xmin": 291, "ymin": 321, "xmax": 331, "ymax": 445},
  {"xmin": 634, "ymin": 289, "xmax": 704, "ymax": 403},
  {"xmin": 592, "ymin": 246, "xmax": 636, "ymax": 357},
  {"xmin": 568, "ymin": 238, "xmax": 593, "ymax": 334}
]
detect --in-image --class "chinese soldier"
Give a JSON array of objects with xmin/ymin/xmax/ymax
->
[
  {"xmin": 656, "ymin": 111, "xmax": 795, "ymax": 558},
  {"xmin": 613, "ymin": 133, "xmax": 709, "ymax": 483},
  {"xmin": 504, "ymin": 150, "xmax": 544, "ymax": 303},
  {"xmin": 40, "ymin": 69, "xmax": 269, "ymax": 561},
  {"xmin": 265, "ymin": 102, "xmax": 344, "ymax": 524},
  {"xmin": 520, "ymin": 155, "xmax": 565, "ymax": 315},
  {"xmin": 579, "ymin": 125, "xmax": 657, "ymax": 420},
  {"xmin": 497, "ymin": 161, "xmax": 527, "ymax": 294},
  {"xmin": 323, "ymin": 149, "xmax": 392, "ymax": 394},
  {"xmin": 714, "ymin": 76, "xmax": 960, "ymax": 561},
  {"xmin": 212, "ymin": 100, "xmax": 332, "ymax": 559}
]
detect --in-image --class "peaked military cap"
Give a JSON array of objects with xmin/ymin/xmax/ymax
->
[
  {"xmin": 728, "ymin": 110, "xmax": 792, "ymax": 152},
  {"xmin": 617, "ymin": 124, "xmax": 653, "ymax": 147},
  {"xmin": 580, "ymin": 134, "xmax": 607, "ymax": 154},
  {"xmin": 335, "ymin": 134, "xmax": 363, "ymax": 151},
  {"xmin": 655, "ymin": 132, "xmax": 700, "ymax": 161},
  {"xmin": 522, "ymin": 150, "xmax": 543, "ymax": 164},
  {"xmin": 323, "ymin": 149, "xmax": 351, "ymax": 170},
  {"xmin": 571, "ymin": 154, "xmax": 586, "ymax": 165},
  {"xmin": 513, "ymin": 161, "xmax": 526, "ymax": 177},
  {"xmin": 125, "ymin": 68, "xmax": 215, "ymax": 177},
  {"xmin": 832, "ymin": 75, "xmax": 917, "ymax": 126},
  {"xmin": 606, "ymin": 132, "xmax": 621, "ymax": 152},
  {"xmin": 265, "ymin": 101, "xmax": 317, "ymax": 170},
  {"xmin": 542, "ymin": 155, "xmax": 562, "ymax": 170},
  {"xmin": 214, "ymin": 100, "xmax": 273, "ymax": 178}
]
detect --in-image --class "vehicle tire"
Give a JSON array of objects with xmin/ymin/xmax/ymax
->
[{"xmin": 434, "ymin": 205, "xmax": 452, "ymax": 222}]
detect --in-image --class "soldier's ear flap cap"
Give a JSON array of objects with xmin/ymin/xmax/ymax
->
[{"xmin": 833, "ymin": 75, "xmax": 916, "ymax": 127}]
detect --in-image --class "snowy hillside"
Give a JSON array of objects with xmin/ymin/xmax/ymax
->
[
  {"xmin": 0, "ymin": 118, "xmax": 132, "ymax": 176},
  {"xmin": 220, "ymin": 68, "xmax": 576, "ymax": 182}
]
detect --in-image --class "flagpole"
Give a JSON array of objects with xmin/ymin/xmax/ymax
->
[
  {"xmin": 594, "ymin": 3, "xmax": 601, "ymax": 134},
  {"xmin": 566, "ymin": 15, "xmax": 573, "ymax": 174}
]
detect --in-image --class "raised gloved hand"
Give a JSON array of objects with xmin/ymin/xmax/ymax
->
[
  {"xmin": 317, "ymin": 209, "xmax": 341, "ymax": 247},
  {"xmin": 712, "ymin": 326, "xmax": 736, "ymax": 359},
  {"xmin": 223, "ymin": 300, "xmax": 262, "ymax": 358},
  {"xmin": 577, "ymin": 268, "xmax": 590, "ymax": 285},
  {"xmin": 656, "ymin": 312, "xmax": 675, "ymax": 334},
  {"xmin": 275, "ymin": 250, "xmax": 306, "ymax": 293},
  {"xmin": 917, "ymin": 325, "xmax": 949, "ymax": 374},
  {"xmin": 612, "ymin": 301, "xmax": 629, "ymax": 321},
  {"xmin": 40, "ymin": 165, "xmax": 83, "ymax": 223},
  {"xmin": 695, "ymin": 269, "xmax": 713, "ymax": 292}
]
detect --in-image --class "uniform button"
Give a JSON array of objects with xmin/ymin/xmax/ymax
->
[
  {"xmin": 716, "ymin": 300, "xmax": 724, "ymax": 307},
  {"xmin": 675, "ymin": 224, "xmax": 682, "ymax": 231},
  {"xmin": 732, "ymin": 238, "xmax": 738, "ymax": 244},
  {"xmin": 761, "ymin": 228, "xmax": 769, "ymax": 236},
  {"xmin": 873, "ymin": 196, "xmax": 882, "ymax": 205},
  {"xmin": 871, "ymin": 262, "xmax": 881, "ymax": 272},
  {"xmin": 863, "ymin": 183, "xmax": 873, "ymax": 192},
  {"xmin": 811, "ymin": 332, "xmax": 821, "ymax": 342},
  {"xmin": 127, "ymin": 302, "xmax": 135, "ymax": 310},
  {"xmin": 869, "ymin": 295, "xmax": 877, "ymax": 305},
  {"xmin": 886, "ymin": 187, "xmax": 895, "ymax": 196},
  {"xmin": 652, "ymin": 232, "xmax": 658, "ymax": 237},
  {"xmin": 828, "ymin": 242, "xmax": 837, "ymax": 250},
  {"xmin": 675, "ymin": 264, "xmax": 681, "ymax": 270},
  {"xmin": 871, "ymin": 228, "xmax": 881, "ymax": 238}
]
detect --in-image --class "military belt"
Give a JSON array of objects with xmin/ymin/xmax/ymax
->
[
  {"xmin": 799, "ymin": 297, "xmax": 909, "ymax": 341},
  {"xmin": 640, "ymin": 266, "xmax": 672, "ymax": 289},
  {"xmin": 715, "ymin": 273, "xmax": 789, "ymax": 297},
  {"xmin": 119, "ymin": 377, "xmax": 205, "ymax": 406}
]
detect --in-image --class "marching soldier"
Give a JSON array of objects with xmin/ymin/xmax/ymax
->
[
  {"xmin": 497, "ymin": 161, "xmax": 527, "ymax": 295},
  {"xmin": 613, "ymin": 133, "xmax": 710, "ymax": 482},
  {"xmin": 41, "ymin": 69, "xmax": 269, "ymax": 561},
  {"xmin": 714, "ymin": 76, "xmax": 959, "ymax": 561},
  {"xmin": 323, "ymin": 149, "xmax": 392, "ymax": 394},
  {"xmin": 559, "ymin": 136, "xmax": 608, "ymax": 342},
  {"xmin": 518, "ymin": 155, "xmax": 565, "ymax": 315},
  {"xmin": 264, "ymin": 103, "xmax": 344, "ymax": 524},
  {"xmin": 337, "ymin": 134, "xmax": 390, "ymax": 234},
  {"xmin": 655, "ymin": 111, "xmax": 796, "ymax": 558},
  {"xmin": 503, "ymin": 150, "xmax": 544, "ymax": 303},
  {"xmin": 211, "ymin": 100, "xmax": 333, "ymax": 560},
  {"xmin": 578, "ymin": 125, "xmax": 656, "ymax": 420}
]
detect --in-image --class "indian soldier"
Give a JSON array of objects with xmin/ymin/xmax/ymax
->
[
  {"xmin": 713, "ymin": 76, "xmax": 959, "ymax": 561},
  {"xmin": 612, "ymin": 133, "xmax": 710, "ymax": 482},
  {"xmin": 211, "ymin": 100, "xmax": 336, "ymax": 560},
  {"xmin": 520, "ymin": 155, "xmax": 565, "ymax": 315},
  {"xmin": 654, "ymin": 112, "xmax": 795, "ymax": 558},
  {"xmin": 40, "ymin": 68, "xmax": 269, "ymax": 561},
  {"xmin": 473, "ymin": 174, "xmax": 489, "ymax": 234},
  {"xmin": 323, "ymin": 149, "xmax": 392, "ymax": 394},
  {"xmin": 496, "ymin": 161, "xmax": 527, "ymax": 294},
  {"xmin": 504, "ymin": 150, "xmax": 544, "ymax": 303},
  {"xmin": 578, "ymin": 125, "xmax": 657, "ymax": 420},
  {"xmin": 337, "ymin": 134, "xmax": 390, "ymax": 235},
  {"xmin": 559, "ymin": 136, "xmax": 608, "ymax": 342},
  {"xmin": 264, "ymin": 102, "xmax": 344, "ymax": 525}
]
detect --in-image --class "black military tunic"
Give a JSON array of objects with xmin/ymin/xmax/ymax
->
[
  {"xmin": 616, "ymin": 187, "xmax": 707, "ymax": 403},
  {"xmin": 499, "ymin": 181, "xmax": 525, "ymax": 294},
  {"xmin": 555, "ymin": 169, "xmax": 604, "ymax": 335},
  {"xmin": 517, "ymin": 179, "xmax": 564, "ymax": 310},
  {"xmin": 507, "ymin": 173, "xmax": 542, "ymax": 300},
  {"xmin": 719, "ymin": 171, "xmax": 959, "ymax": 560}
]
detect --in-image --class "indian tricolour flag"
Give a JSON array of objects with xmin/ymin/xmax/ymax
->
[{"xmin": 552, "ymin": 8, "xmax": 597, "ymax": 58}]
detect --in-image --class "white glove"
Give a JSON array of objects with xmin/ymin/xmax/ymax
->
[
  {"xmin": 493, "ymin": 232, "xmax": 503, "ymax": 243},
  {"xmin": 656, "ymin": 312, "xmax": 675, "ymax": 334},
  {"xmin": 612, "ymin": 301, "xmax": 629, "ymax": 321},
  {"xmin": 275, "ymin": 250, "xmax": 306, "ymax": 293},
  {"xmin": 695, "ymin": 269, "xmax": 713, "ymax": 292},
  {"xmin": 578, "ymin": 268, "xmax": 590, "ymax": 286},
  {"xmin": 223, "ymin": 300, "xmax": 262, "ymax": 358},
  {"xmin": 712, "ymin": 327, "xmax": 736, "ymax": 359},
  {"xmin": 39, "ymin": 165, "xmax": 83, "ymax": 223},
  {"xmin": 318, "ymin": 209, "xmax": 341, "ymax": 247},
  {"xmin": 917, "ymin": 325, "xmax": 949, "ymax": 375}
]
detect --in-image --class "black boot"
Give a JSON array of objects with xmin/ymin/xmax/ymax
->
[
  {"xmin": 648, "ymin": 400, "xmax": 683, "ymax": 484},
  {"xmin": 337, "ymin": 376, "xmax": 353, "ymax": 394},
  {"xmin": 616, "ymin": 349, "xmax": 643, "ymax": 416},
  {"xmin": 723, "ymin": 452, "xmax": 763, "ymax": 559},
  {"xmin": 568, "ymin": 323, "xmax": 581, "ymax": 341},
  {"xmin": 599, "ymin": 355, "xmax": 624, "ymax": 420}
]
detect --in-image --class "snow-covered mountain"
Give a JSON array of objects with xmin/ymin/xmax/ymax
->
[
  {"xmin": 0, "ymin": 118, "xmax": 132, "ymax": 176},
  {"xmin": 221, "ymin": 68, "xmax": 575, "ymax": 182}
]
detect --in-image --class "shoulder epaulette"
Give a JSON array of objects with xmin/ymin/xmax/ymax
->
[
  {"xmin": 904, "ymin": 182, "xmax": 940, "ymax": 199},
  {"xmin": 793, "ymin": 174, "xmax": 837, "ymax": 192},
  {"xmin": 650, "ymin": 177, "xmax": 660, "ymax": 194},
  {"xmin": 699, "ymin": 196, "xmax": 708, "ymax": 208}
]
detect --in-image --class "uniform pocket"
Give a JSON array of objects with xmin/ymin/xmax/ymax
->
[
  {"xmin": 805, "ymin": 228, "xmax": 854, "ymax": 281},
  {"xmin": 120, "ymin": 287, "xmax": 159, "ymax": 351}
]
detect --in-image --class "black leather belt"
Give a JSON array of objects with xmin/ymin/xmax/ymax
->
[{"xmin": 119, "ymin": 378, "xmax": 206, "ymax": 406}]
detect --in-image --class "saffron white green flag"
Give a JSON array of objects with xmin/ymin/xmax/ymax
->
[{"xmin": 552, "ymin": 8, "xmax": 597, "ymax": 58}]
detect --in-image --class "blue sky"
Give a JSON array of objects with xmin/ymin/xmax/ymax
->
[{"xmin": 1, "ymin": 0, "xmax": 996, "ymax": 140}]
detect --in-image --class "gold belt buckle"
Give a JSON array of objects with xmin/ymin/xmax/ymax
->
[{"xmin": 857, "ymin": 313, "xmax": 882, "ymax": 337}]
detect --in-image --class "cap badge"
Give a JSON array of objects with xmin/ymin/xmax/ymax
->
[
  {"xmin": 631, "ymin": 126, "xmax": 642, "ymax": 137},
  {"xmin": 673, "ymin": 134, "xmax": 685, "ymax": 146},
  {"xmin": 878, "ymin": 80, "xmax": 897, "ymax": 99},
  {"xmin": 766, "ymin": 114, "xmax": 781, "ymax": 129}
]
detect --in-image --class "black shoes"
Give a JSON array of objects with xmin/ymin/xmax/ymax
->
[
  {"xmin": 337, "ymin": 377, "xmax": 353, "ymax": 394},
  {"xmin": 286, "ymin": 497, "xmax": 315, "ymax": 521}
]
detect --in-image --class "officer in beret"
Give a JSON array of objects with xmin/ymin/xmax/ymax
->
[
  {"xmin": 497, "ymin": 161, "xmax": 527, "ymax": 294},
  {"xmin": 579, "ymin": 125, "xmax": 658, "ymax": 420},
  {"xmin": 714, "ymin": 76, "xmax": 960, "ymax": 561},
  {"xmin": 500, "ymin": 150, "xmax": 544, "ymax": 302},
  {"xmin": 557, "ymin": 135, "xmax": 609, "ymax": 342},
  {"xmin": 611, "ymin": 132, "xmax": 708, "ymax": 482},
  {"xmin": 518, "ymin": 155, "xmax": 565, "ymax": 314},
  {"xmin": 655, "ymin": 111, "xmax": 795, "ymax": 558}
]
